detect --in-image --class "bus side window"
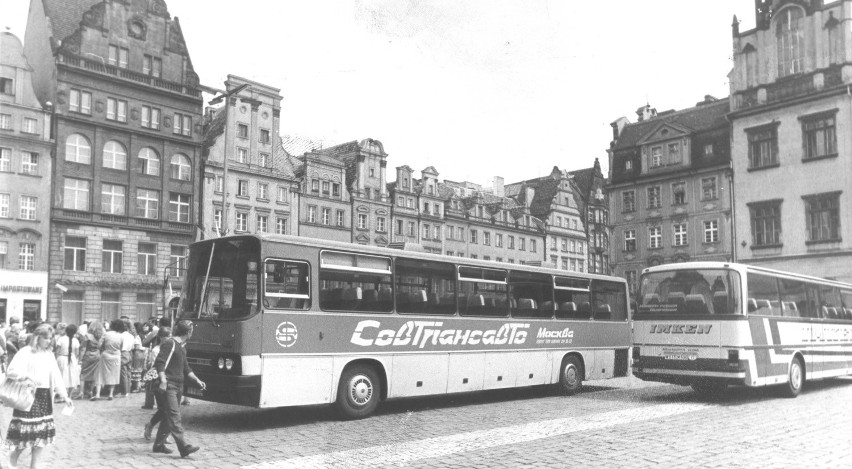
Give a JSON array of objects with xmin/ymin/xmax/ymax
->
[
  {"xmin": 264, "ymin": 260, "xmax": 310, "ymax": 310},
  {"xmin": 591, "ymin": 280, "xmax": 627, "ymax": 321},
  {"xmin": 746, "ymin": 273, "xmax": 781, "ymax": 316},
  {"xmin": 779, "ymin": 278, "xmax": 808, "ymax": 318}
]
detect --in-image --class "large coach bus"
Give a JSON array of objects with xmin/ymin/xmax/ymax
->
[
  {"xmin": 633, "ymin": 262, "xmax": 852, "ymax": 397},
  {"xmin": 176, "ymin": 234, "xmax": 630, "ymax": 419}
]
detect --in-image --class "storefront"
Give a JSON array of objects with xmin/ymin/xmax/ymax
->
[{"xmin": 0, "ymin": 270, "xmax": 48, "ymax": 325}]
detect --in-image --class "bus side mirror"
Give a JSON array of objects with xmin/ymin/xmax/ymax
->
[{"xmin": 747, "ymin": 298, "xmax": 758, "ymax": 313}]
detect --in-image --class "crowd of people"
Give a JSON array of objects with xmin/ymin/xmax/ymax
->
[{"xmin": 0, "ymin": 315, "xmax": 205, "ymax": 467}]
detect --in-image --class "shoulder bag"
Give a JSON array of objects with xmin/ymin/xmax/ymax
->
[{"xmin": 141, "ymin": 339, "xmax": 175, "ymax": 383}]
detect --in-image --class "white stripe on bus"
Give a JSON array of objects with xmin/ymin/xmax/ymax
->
[{"xmin": 241, "ymin": 402, "xmax": 709, "ymax": 469}]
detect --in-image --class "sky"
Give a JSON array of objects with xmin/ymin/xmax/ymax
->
[{"xmin": 5, "ymin": 0, "xmax": 755, "ymax": 186}]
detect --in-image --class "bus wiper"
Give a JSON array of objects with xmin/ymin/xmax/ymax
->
[{"xmin": 197, "ymin": 243, "xmax": 216, "ymax": 321}]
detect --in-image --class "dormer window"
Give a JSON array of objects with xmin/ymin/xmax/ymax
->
[
  {"xmin": 650, "ymin": 146, "xmax": 662, "ymax": 167},
  {"xmin": 776, "ymin": 7, "xmax": 804, "ymax": 77},
  {"xmin": 625, "ymin": 160, "xmax": 633, "ymax": 171},
  {"xmin": 668, "ymin": 142, "xmax": 681, "ymax": 164}
]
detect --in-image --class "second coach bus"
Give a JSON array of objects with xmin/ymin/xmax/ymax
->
[
  {"xmin": 633, "ymin": 262, "xmax": 852, "ymax": 397},
  {"xmin": 177, "ymin": 234, "xmax": 630, "ymax": 418}
]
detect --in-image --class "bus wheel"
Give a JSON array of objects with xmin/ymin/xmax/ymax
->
[
  {"xmin": 784, "ymin": 357, "xmax": 804, "ymax": 398},
  {"xmin": 558, "ymin": 356, "xmax": 583, "ymax": 395},
  {"xmin": 336, "ymin": 365, "xmax": 381, "ymax": 420},
  {"xmin": 691, "ymin": 380, "xmax": 727, "ymax": 397}
]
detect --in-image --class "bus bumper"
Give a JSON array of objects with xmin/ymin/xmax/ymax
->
[
  {"xmin": 185, "ymin": 373, "xmax": 261, "ymax": 407},
  {"xmin": 633, "ymin": 356, "xmax": 747, "ymax": 386}
]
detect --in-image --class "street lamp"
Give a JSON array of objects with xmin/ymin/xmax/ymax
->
[{"xmin": 208, "ymin": 82, "xmax": 249, "ymax": 236}]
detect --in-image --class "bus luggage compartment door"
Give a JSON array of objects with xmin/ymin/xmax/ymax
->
[{"xmin": 259, "ymin": 356, "xmax": 334, "ymax": 407}]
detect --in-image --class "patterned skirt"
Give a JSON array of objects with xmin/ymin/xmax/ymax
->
[{"xmin": 5, "ymin": 388, "xmax": 56, "ymax": 450}]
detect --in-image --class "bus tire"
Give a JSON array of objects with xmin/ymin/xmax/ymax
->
[
  {"xmin": 336, "ymin": 365, "xmax": 381, "ymax": 420},
  {"xmin": 558, "ymin": 356, "xmax": 583, "ymax": 395},
  {"xmin": 691, "ymin": 380, "xmax": 727, "ymax": 397},
  {"xmin": 784, "ymin": 356, "xmax": 804, "ymax": 398}
]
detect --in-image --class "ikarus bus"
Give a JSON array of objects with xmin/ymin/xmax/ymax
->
[{"xmin": 633, "ymin": 261, "xmax": 852, "ymax": 396}]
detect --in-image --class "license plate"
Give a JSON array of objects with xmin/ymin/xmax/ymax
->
[
  {"xmin": 664, "ymin": 354, "xmax": 697, "ymax": 360},
  {"xmin": 185, "ymin": 386, "xmax": 204, "ymax": 397}
]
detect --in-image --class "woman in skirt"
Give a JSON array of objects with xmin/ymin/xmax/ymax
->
[
  {"xmin": 55, "ymin": 324, "xmax": 80, "ymax": 398},
  {"xmin": 5, "ymin": 323, "xmax": 74, "ymax": 468}
]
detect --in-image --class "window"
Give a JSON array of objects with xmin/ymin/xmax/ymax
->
[
  {"xmin": 264, "ymin": 260, "xmax": 311, "ymax": 310},
  {"xmin": 668, "ymin": 142, "xmax": 681, "ymax": 164},
  {"xmin": 407, "ymin": 221, "xmax": 415, "ymax": 236},
  {"xmin": 0, "ymin": 241, "xmax": 5, "ymax": 266},
  {"xmin": 140, "ymin": 106, "xmax": 161, "ymax": 130},
  {"xmin": 237, "ymin": 180, "xmax": 248, "ymax": 197},
  {"xmin": 649, "ymin": 226, "xmax": 662, "ymax": 248},
  {"xmin": 332, "ymin": 183, "xmax": 341, "ymax": 197},
  {"xmin": 169, "ymin": 246, "xmax": 187, "ymax": 276},
  {"xmin": 0, "ymin": 114, "xmax": 10, "ymax": 129},
  {"xmin": 277, "ymin": 186, "xmax": 288, "ymax": 202},
  {"xmin": 213, "ymin": 210, "xmax": 222, "ymax": 231},
  {"xmin": 802, "ymin": 114, "xmax": 837, "ymax": 160},
  {"xmin": 101, "ymin": 292, "xmax": 121, "ymax": 321},
  {"xmin": 704, "ymin": 220, "xmax": 719, "ymax": 243},
  {"xmin": 135, "ymin": 189, "xmax": 159, "ymax": 219},
  {"xmin": 673, "ymin": 223, "xmax": 688, "ymax": 246},
  {"xmin": 137, "ymin": 293, "xmax": 155, "ymax": 319},
  {"xmin": 22, "ymin": 118, "xmax": 37, "ymax": 134},
  {"xmin": 0, "ymin": 148, "xmax": 9, "ymax": 171},
  {"xmin": 108, "ymin": 45, "xmax": 128, "ymax": 68},
  {"xmin": 423, "ymin": 224, "xmax": 431, "ymax": 239},
  {"xmin": 0, "ymin": 193, "xmax": 9, "ymax": 218},
  {"xmin": 173, "ymin": 113, "xmax": 192, "ymax": 136},
  {"xmin": 311, "ymin": 180, "xmax": 319, "ymax": 192},
  {"xmin": 319, "ymin": 251, "xmax": 392, "ymax": 313},
  {"xmin": 433, "ymin": 226, "xmax": 440, "ymax": 240},
  {"xmin": 508, "ymin": 235, "xmax": 514, "ymax": 249},
  {"xmin": 69, "ymin": 89, "xmax": 92, "ymax": 114},
  {"xmin": 672, "ymin": 182, "xmax": 686, "ymax": 205},
  {"xmin": 531, "ymin": 239, "xmax": 537, "ymax": 253},
  {"xmin": 483, "ymin": 231, "xmax": 491, "ymax": 246},
  {"xmin": 169, "ymin": 154, "xmax": 191, "ymax": 181},
  {"xmin": 750, "ymin": 200, "xmax": 782, "ymax": 247},
  {"xmin": 622, "ymin": 191, "xmax": 635, "ymax": 212},
  {"xmin": 101, "ymin": 184, "xmax": 125, "ymax": 215},
  {"xmin": 0, "ymin": 77, "xmax": 13, "ymax": 95},
  {"xmin": 103, "ymin": 141, "xmax": 127, "ymax": 170},
  {"xmin": 519, "ymin": 238, "xmax": 526, "ymax": 251},
  {"xmin": 62, "ymin": 291, "xmax": 84, "ymax": 324},
  {"xmin": 804, "ymin": 192, "xmax": 840, "ymax": 242},
  {"xmin": 168, "ymin": 193, "xmax": 190, "ymax": 223},
  {"xmin": 276, "ymin": 217, "xmax": 288, "ymax": 235},
  {"xmin": 776, "ymin": 7, "xmax": 804, "ymax": 77},
  {"xmin": 650, "ymin": 146, "xmax": 662, "ymax": 167},
  {"xmin": 215, "ymin": 176, "xmax": 224, "ymax": 193},
  {"xmin": 260, "ymin": 129, "xmax": 270, "ymax": 144},
  {"xmin": 747, "ymin": 125, "xmax": 778, "ymax": 169},
  {"xmin": 308, "ymin": 206, "xmax": 317, "ymax": 223},
  {"xmin": 703, "ymin": 144, "xmax": 714, "ymax": 157},
  {"xmin": 648, "ymin": 186, "xmax": 661, "ymax": 209},
  {"xmin": 701, "ymin": 177, "xmax": 717, "ymax": 200},
  {"xmin": 102, "ymin": 240, "xmax": 123, "ymax": 273},
  {"xmin": 138, "ymin": 147, "xmax": 160, "ymax": 176},
  {"xmin": 106, "ymin": 98, "xmax": 127, "ymax": 122},
  {"xmin": 322, "ymin": 181, "xmax": 330, "ymax": 195},
  {"xmin": 64, "ymin": 237, "xmax": 86, "ymax": 271},
  {"xmin": 259, "ymin": 153, "xmax": 269, "ymax": 167},
  {"xmin": 257, "ymin": 215, "xmax": 268, "ymax": 233},
  {"xmin": 377, "ymin": 217, "xmax": 386, "ymax": 232},
  {"xmin": 18, "ymin": 243, "xmax": 34, "ymax": 271},
  {"xmin": 395, "ymin": 258, "xmax": 456, "ymax": 315},
  {"xmin": 458, "ymin": 227, "xmax": 464, "ymax": 241},
  {"xmin": 138, "ymin": 242, "xmax": 157, "ymax": 275},
  {"xmin": 237, "ymin": 148, "xmax": 247, "ymax": 163},
  {"xmin": 358, "ymin": 214, "xmax": 368, "ymax": 229},
  {"xmin": 63, "ymin": 178, "xmax": 90, "ymax": 210},
  {"xmin": 256, "ymin": 183, "xmax": 268, "ymax": 200},
  {"xmin": 236, "ymin": 212, "xmax": 248, "ymax": 232},
  {"xmin": 470, "ymin": 229, "xmax": 478, "ymax": 244},
  {"xmin": 496, "ymin": 233, "xmax": 503, "ymax": 247},
  {"xmin": 66, "ymin": 134, "xmax": 92, "ymax": 164},
  {"xmin": 336, "ymin": 210, "xmax": 345, "ymax": 227},
  {"xmin": 624, "ymin": 230, "xmax": 636, "ymax": 251},
  {"xmin": 21, "ymin": 152, "xmax": 37, "ymax": 174},
  {"xmin": 458, "ymin": 267, "xmax": 508, "ymax": 317},
  {"xmin": 237, "ymin": 124, "xmax": 248, "ymax": 138},
  {"xmin": 322, "ymin": 207, "xmax": 330, "ymax": 225},
  {"xmin": 142, "ymin": 55, "xmax": 162, "ymax": 77}
]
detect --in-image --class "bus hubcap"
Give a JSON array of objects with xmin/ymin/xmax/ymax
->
[
  {"xmin": 351, "ymin": 377, "xmax": 373, "ymax": 405},
  {"xmin": 791, "ymin": 363, "xmax": 801, "ymax": 389},
  {"xmin": 564, "ymin": 366, "xmax": 577, "ymax": 386}
]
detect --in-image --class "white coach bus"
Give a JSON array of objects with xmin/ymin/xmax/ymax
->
[{"xmin": 633, "ymin": 262, "xmax": 852, "ymax": 396}]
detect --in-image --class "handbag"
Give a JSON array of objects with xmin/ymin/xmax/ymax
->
[
  {"xmin": 0, "ymin": 377, "xmax": 36, "ymax": 412},
  {"xmin": 141, "ymin": 339, "xmax": 175, "ymax": 383}
]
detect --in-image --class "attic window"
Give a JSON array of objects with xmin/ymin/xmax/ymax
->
[{"xmin": 625, "ymin": 160, "xmax": 633, "ymax": 170}]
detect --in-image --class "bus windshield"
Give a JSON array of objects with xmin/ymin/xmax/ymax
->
[
  {"xmin": 637, "ymin": 268, "xmax": 741, "ymax": 317},
  {"xmin": 180, "ymin": 237, "xmax": 261, "ymax": 321}
]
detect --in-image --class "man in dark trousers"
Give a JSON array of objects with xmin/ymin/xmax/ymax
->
[{"xmin": 151, "ymin": 320, "xmax": 206, "ymax": 458}]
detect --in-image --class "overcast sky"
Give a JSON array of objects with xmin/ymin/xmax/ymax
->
[{"xmin": 6, "ymin": 0, "xmax": 755, "ymax": 185}]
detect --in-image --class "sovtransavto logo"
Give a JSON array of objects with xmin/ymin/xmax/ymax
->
[{"xmin": 275, "ymin": 322, "xmax": 298, "ymax": 347}]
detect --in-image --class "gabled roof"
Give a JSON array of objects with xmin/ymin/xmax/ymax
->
[
  {"xmin": 279, "ymin": 134, "xmax": 322, "ymax": 157},
  {"xmin": 612, "ymin": 98, "xmax": 730, "ymax": 151}
]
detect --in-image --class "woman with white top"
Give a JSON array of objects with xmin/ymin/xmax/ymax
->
[
  {"xmin": 5, "ymin": 323, "xmax": 74, "ymax": 468},
  {"xmin": 55, "ymin": 324, "xmax": 80, "ymax": 399}
]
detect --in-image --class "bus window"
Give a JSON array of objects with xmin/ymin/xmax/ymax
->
[
  {"xmin": 395, "ymin": 258, "xmax": 456, "ymax": 315},
  {"xmin": 264, "ymin": 260, "xmax": 310, "ymax": 310},
  {"xmin": 554, "ymin": 277, "xmax": 590, "ymax": 320},
  {"xmin": 746, "ymin": 273, "xmax": 781, "ymax": 316},
  {"xmin": 319, "ymin": 251, "xmax": 392, "ymax": 313},
  {"xmin": 818, "ymin": 284, "xmax": 842, "ymax": 319},
  {"xmin": 458, "ymin": 267, "xmax": 508, "ymax": 317},
  {"xmin": 182, "ymin": 237, "xmax": 261, "ymax": 320},
  {"xmin": 591, "ymin": 280, "xmax": 627, "ymax": 321},
  {"xmin": 637, "ymin": 269, "xmax": 740, "ymax": 317},
  {"xmin": 509, "ymin": 271, "xmax": 553, "ymax": 319},
  {"xmin": 841, "ymin": 290, "xmax": 852, "ymax": 320},
  {"xmin": 778, "ymin": 278, "xmax": 808, "ymax": 318}
]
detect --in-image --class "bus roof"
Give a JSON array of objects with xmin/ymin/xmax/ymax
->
[
  {"xmin": 195, "ymin": 233, "xmax": 627, "ymax": 284},
  {"xmin": 641, "ymin": 261, "xmax": 852, "ymax": 289}
]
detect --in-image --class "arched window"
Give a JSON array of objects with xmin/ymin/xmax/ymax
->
[
  {"xmin": 826, "ymin": 14, "xmax": 842, "ymax": 65},
  {"xmin": 776, "ymin": 7, "xmax": 804, "ymax": 77},
  {"xmin": 65, "ymin": 134, "xmax": 91, "ymax": 164},
  {"xmin": 742, "ymin": 43, "xmax": 757, "ymax": 88},
  {"xmin": 103, "ymin": 140, "xmax": 127, "ymax": 170},
  {"xmin": 138, "ymin": 147, "xmax": 160, "ymax": 176},
  {"xmin": 169, "ymin": 154, "xmax": 191, "ymax": 181}
]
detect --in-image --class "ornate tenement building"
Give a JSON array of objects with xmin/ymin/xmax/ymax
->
[
  {"xmin": 568, "ymin": 159, "xmax": 609, "ymax": 274},
  {"xmin": 729, "ymin": 0, "xmax": 852, "ymax": 282},
  {"xmin": 0, "ymin": 32, "xmax": 54, "ymax": 323},
  {"xmin": 24, "ymin": 0, "xmax": 203, "ymax": 323},
  {"xmin": 290, "ymin": 149, "xmax": 351, "ymax": 243},
  {"xmin": 608, "ymin": 97, "xmax": 733, "ymax": 295}
]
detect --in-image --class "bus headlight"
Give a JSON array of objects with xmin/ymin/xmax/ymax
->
[
  {"xmin": 224, "ymin": 358, "xmax": 234, "ymax": 370},
  {"xmin": 217, "ymin": 357, "xmax": 225, "ymax": 370}
]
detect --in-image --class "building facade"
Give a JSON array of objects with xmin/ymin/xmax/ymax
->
[
  {"xmin": 292, "ymin": 150, "xmax": 351, "ymax": 242},
  {"xmin": 608, "ymin": 98, "xmax": 733, "ymax": 296},
  {"xmin": 0, "ymin": 32, "xmax": 54, "ymax": 323},
  {"xmin": 570, "ymin": 159, "xmax": 611, "ymax": 275},
  {"xmin": 729, "ymin": 0, "xmax": 852, "ymax": 282},
  {"xmin": 201, "ymin": 75, "xmax": 298, "ymax": 240},
  {"xmin": 24, "ymin": 0, "xmax": 203, "ymax": 323}
]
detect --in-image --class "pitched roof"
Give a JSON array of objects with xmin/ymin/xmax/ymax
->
[
  {"xmin": 40, "ymin": 0, "xmax": 103, "ymax": 44},
  {"xmin": 612, "ymin": 98, "xmax": 730, "ymax": 150},
  {"xmin": 279, "ymin": 134, "xmax": 323, "ymax": 157}
]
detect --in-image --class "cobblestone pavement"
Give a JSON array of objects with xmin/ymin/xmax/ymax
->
[{"xmin": 1, "ymin": 376, "xmax": 850, "ymax": 468}]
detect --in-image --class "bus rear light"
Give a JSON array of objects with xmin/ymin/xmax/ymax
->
[
  {"xmin": 224, "ymin": 358, "xmax": 234, "ymax": 370},
  {"xmin": 727, "ymin": 350, "xmax": 739, "ymax": 366},
  {"xmin": 632, "ymin": 347, "xmax": 641, "ymax": 360},
  {"xmin": 217, "ymin": 358, "xmax": 225, "ymax": 370}
]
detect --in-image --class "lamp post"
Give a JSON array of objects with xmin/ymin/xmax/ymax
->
[{"xmin": 208, "ymin": 82, "xmax": 248, "ymax": 236}]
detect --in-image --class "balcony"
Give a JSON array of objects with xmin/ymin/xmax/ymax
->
[{"xmin": 53, "ymin": 208, "xmax": 193, "ymax": 234}]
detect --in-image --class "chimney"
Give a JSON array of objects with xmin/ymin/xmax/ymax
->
[
  {"xmin": 492, "ymin": 176, "xmax": 504, "ymax": 197},
  {"xmin": 635, "ymin": 104, "xmax": 656, "ymax": 122}
]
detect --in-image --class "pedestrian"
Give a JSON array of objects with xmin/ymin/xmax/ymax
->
[
  {"xmin": 143, "ymin": 326, "xmax": 171, "ymax": 437},
  {"xmin": 92, "ymin": 319, "xmax": 123, "ymax": 401},
  {"xmin": 55, "ymin": 323, "xmax": 81, "ymax": 400},
  {"xmin": 5, "ymin": 323, "xmax": 74, "ymax": 469},
  {"xmin": 5, "ymin": 317, "xmax": 22, "ymax": 363},
  {"xmin": 151, "ymin": 320, "xmax": 204, "ymax": 458},
  {"xmin": 79, "ymin": 320, "xmax": 103, "ymax": 399},
  {"xmin": 117, "ymin": 317, "xmax": 135, "ymax": 397}
]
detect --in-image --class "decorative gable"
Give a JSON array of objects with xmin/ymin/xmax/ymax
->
[{"xmin": 637, "ymin": 122, "xmax": 691, "ymax": 146}]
